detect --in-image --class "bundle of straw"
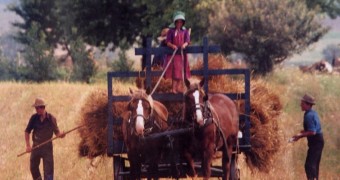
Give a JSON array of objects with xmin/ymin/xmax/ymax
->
[{"xmin": 78, "ymin": 87, "xmax": 129, "ymax": 158}]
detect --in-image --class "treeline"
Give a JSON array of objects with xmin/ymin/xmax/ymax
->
[{"xmin": 1, "ymin": 0, "xmax": 339, "ymax": 82}]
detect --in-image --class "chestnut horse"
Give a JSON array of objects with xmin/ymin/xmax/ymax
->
[
  {"xmin": 183, "ymin": 78, "xmax": 239, "ymax": 180},
  {"xmin": 121, "ymin": 88, "xmax": 168, "ymax": 179}
]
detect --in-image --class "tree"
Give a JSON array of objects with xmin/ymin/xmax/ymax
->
[
  {"xmin": 134, "ymin": 0, "xmax": 216, "ymax": 43},
  {"xmin": 56, "ymin": 0, "xmax": 215, "ymax": 48},
  {"xmin": 10, "ymin": 0, "xmax": 216, "ymax": 51},
  {"xmin": 209, "ymin": 0, "xmax": 329, "ymax": 75},
  {"xmin": 304, "ymin": 0, "xmax": 340, "ymax": 18},
  {"xmin": 9, "ymin": 0, "xmax": 99, "ymax": 82},
  {"xmin": 0, "ymin": 50, "xmax": 12, "ymax": 80},
  {"xmin": 21, "ymin": 23, "xmax": 58, "ymax": 82},
  {"xmin": 111, "ymin": 39, "xmax": 134, "ymax": 72},
  {"xmin": 69, "ymin": 38, "xmax": 98, "ymax": 83},
  {"xmin": 9, "ymin": 0, "xmax": 62, "ymax": 46}
]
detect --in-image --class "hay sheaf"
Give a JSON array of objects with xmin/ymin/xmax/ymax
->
[
  {"xmin": 78, "ymin": 87, "xmax": 129, "ymax": 158},
  {"xmin": 193, "ymin": 55, "xmax": 283, "ymax": 172},
  {"xmin": 244, "ymin": 79, "xmax": 283, "ymax": 172}
]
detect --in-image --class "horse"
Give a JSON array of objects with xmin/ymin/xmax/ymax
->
[
  {"xmin": 121, "ymin": 88, "xmax": 169, "ymax": 179},
  {"xmin": 182, "ymin": 78, "xmax": 239, "ymax": 180}
]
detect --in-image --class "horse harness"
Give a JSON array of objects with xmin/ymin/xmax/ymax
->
[
  {"xmin": 127, "ymin": 97, "xmax": 163, "ymax": 136},
  {"xmin": 186, "ymin": 88, "xmax": 228, "ymax": 153}
]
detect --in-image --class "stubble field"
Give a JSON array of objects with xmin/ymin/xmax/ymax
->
[{"xmin": 0, "ymin": 68, "xmax": 339, "ymax": 179}]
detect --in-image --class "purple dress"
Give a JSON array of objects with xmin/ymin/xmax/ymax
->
[{"xmin": 164, "ymin": 28, "xmax": 191, "ymax": 80}]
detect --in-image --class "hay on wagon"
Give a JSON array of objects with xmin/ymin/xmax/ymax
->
[{"xmin": 78, "ymin": 54, "xmax": 283, "ymax": 172}]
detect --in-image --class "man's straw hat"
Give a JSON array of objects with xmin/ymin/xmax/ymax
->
[
  {"xmin": 301, "ymin": 94, "xmax": 315, "ymax": 105},
  {"xmin": 32, "ymin": 98, "xmax": 47, "ymax": 107}
]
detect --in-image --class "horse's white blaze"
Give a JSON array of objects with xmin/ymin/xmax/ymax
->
[
  {"xmin": 135, "ymin": 100, "xmax": 144, "ymax": 135},
  {"xmin": 193, "ymin": 90, "xmax": 203, "ymax": 125}
]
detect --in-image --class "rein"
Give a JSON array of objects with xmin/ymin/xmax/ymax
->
[{"xmin": 150, "ymin": 49, "xmax": 178, "ymax": 95}]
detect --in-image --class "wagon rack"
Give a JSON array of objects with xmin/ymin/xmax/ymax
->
[{"xmin": 107, "ymin": 37, "xmax": 251, "ymax": 179}]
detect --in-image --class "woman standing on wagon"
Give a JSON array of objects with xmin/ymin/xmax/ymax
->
[{"xmin": 164, "ymin": 11, "xmax": 191, "ymax": 93}]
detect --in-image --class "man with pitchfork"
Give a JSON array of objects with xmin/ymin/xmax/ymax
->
[{"xmin": 24, "ymin": 98, "xmax": 65, "ymax": 180}]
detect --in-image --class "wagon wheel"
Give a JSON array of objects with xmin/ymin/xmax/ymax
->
[{"xmin": 113, "ymin": 155, "xmax": 129, "ymax": 180}]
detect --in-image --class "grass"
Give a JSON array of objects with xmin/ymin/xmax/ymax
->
[{"xmin": 0, "ymin": 67, "xmax": 340, "ymax": 179}]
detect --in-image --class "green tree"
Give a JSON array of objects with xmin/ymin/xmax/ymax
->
[
  {"xmin": 56, "ymin": 0, "xmax": 215, "ymax": 48},
  {"xmin": 10, "ymin": 0, "xmax": 99, "ymax": 82},
  {"xmin": 134, "ymin": 0, "xmax": 216, "ymax": 43},
  {"xmin": 304, "ymin": 0, "xmax": 340, "ymax": 18},
  {"xmin": 111, "ymin": 39, "xmax": 134, "ymax": 72},
  {"xmin": 0, "ymin": 50, "xmax": 12, "ymax": 80},
  {"xmin": 9, "ymin": 0, "xmax": 62, "ymax": 46},
  {"xmin": 209, "ymin": 0, "xmax": 329, "ymax": 75},
  {"xmin": 10, "ymin": 0, "xmax": 216, "ymax": 49},
  {"xmin": 69, "ymin": 38, "xmax": 97, "ymax": 83},
  {"xmin": 22, "ymin": 23, "xmax": 58, "ymax": 82}
]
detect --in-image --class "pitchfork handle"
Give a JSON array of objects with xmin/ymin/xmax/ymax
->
[{"xmin": 17, "ymin": 125, "xmax": 84, "ymax": 157}]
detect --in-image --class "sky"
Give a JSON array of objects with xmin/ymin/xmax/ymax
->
[{"xmin": 0, "ymin": 0, "xmax": 339, "ymax": 66}]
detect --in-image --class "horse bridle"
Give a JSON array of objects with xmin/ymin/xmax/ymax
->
[
  {"xmin": 184, "ymin": 88, "xmax": 213, "ymax": 127},
  {"xmin": 128, "ymin": 98, "xmax": 159, "ymax": 136}
]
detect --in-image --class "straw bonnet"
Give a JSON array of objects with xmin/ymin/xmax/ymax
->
[
  {"xmin": 173, "ymin": 11, "xmax": 185, "ymax": 23},
  {"xmin": 301, "ymin": 94, "xmax": 315, "ymax": 105},
  {"xmin": 169, "ymin": 11, "xmax": 186, "ymax": 29},
  {"xmin": 32, "ymin": 98, "xmax": 47, "ymax": 107}
]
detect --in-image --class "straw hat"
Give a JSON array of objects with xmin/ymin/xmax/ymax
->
[
  {"xmin": 301, "ymin": 94, "xmax": 315, "ymax": 105},
  {"xmin": 32, "ymin": 98, "xmax": 47, "ymax": 107}
]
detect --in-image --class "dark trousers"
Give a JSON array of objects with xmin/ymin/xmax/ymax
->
[
  {"xmin": 305, "ymin": 134, "xmax": 324, "ymax": 180},
  {"xmin": 30, "ymin": 145, "xmax": 54, "ymax": 180}
]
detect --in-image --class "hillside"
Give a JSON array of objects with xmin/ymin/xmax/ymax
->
[{"xmin": 0, "ymin": 68, "xmax": 339, "ymax": 179}]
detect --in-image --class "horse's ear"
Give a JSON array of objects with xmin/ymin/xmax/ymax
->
[
  {"xmin": 136, "ymin": 77, "xmax": 144, "ymax": 89},
  {"xmin": 184, "ymin": 78, "xmax": 191, "ymax": 88},
  {"xmin": 129, "ymin": 88, "xmax": 133, "ymax": 95},
  {"xmin": 145, "ymin": 86, "xmax": 151, "ymax": 95},
  {"xmin": 199, "ymin": 78, "xmax": 205, "ymax": 88}
]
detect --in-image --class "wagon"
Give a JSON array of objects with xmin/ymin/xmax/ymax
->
[{"xmin": 107, "ymin": 37, "xmax": 251, "ymax": 179}]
